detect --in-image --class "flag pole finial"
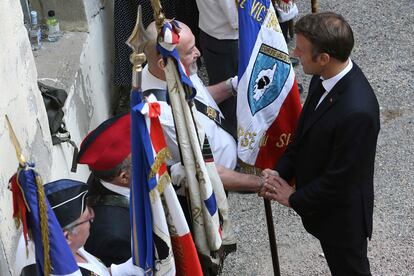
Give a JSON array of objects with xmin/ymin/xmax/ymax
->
[
  {"xmin": 5, "ymin": 115, "xmax": 26, "ymax": 167},
  {"xmin": 127, "ymin": 5, "xmax": 149, "ymax": 89}
]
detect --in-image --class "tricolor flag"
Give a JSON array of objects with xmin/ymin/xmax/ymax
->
[
  {"xmin": 157, "ymin": 20, "xmax": 236, "ymax": 272},
  {"xmin": 10, "ymin": 166, "xmax": 80, "ymax": 276},
  {"xmin": 130, "ymin": 90, "xmax": 171, "ymax": 274},
  {"xmin": 130, "ymin": 91, "xmax": 202, "ymax": 275},
  {"xmin": 237, "ymin": 0, "xmax": 302, "ymax": 169}
]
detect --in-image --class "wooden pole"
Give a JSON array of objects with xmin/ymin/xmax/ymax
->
[{"xmin": 264, "ymin": 198, "xmax": 281, "ymax": 276}]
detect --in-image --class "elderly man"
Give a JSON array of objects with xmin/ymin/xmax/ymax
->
[
  {"xmin": 143, "ymin": 21, "xmax": 261, "ymax": 192},
  {"xmin": 14, "ymin": 179, "xmax": 142, "ymax": 275},
  {"xmin": 77, "ymin": 113, "xmax": 132, "ymax": 266}
]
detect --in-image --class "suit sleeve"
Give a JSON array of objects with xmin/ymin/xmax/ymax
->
[
  {"xmin": 289, "ymin": 111, "xmax": 378, "ymax": 216},
  {"xmin": 275, "ymin": 136, "xmax": 298, "ymax": 182}
]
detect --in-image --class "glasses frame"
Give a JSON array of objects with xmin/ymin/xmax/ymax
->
[{"xmin": 65, "ymin": 207, "xmax": 95, "ymax": 231}]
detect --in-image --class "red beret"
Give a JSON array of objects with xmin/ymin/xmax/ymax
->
[{"xmin": 77, "ymin": 113, "xmax": 130, "ymax": 171}]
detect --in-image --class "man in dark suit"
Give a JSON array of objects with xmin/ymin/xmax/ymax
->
[
  {"xmin": 77, "ymin": 113, "xmax": 132, "ymax": 266},
  {"xmin": 259, "ymin": 12, "xmax": 380, "ymax": 276}
]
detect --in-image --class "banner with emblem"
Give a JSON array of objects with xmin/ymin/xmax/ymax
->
[
  {"xmin": 237, "ymin": 0, "xmax": 302, "ymax": 169},
  {"xmin": 6, "ymin": 116, "xmax": 81, "ymax": 276}
]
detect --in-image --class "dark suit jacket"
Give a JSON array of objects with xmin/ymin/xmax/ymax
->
[
  {"xmin": 276, "ymin": 62, "xmax": 380, "ymax": 247},
  {"xmin": 84, "ymin": 174, "xmax": 131, "ymax": 266}
]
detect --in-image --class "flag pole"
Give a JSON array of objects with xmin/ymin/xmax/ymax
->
[
  {"xmin": 264, "ymin": 198, "xmax": 281, "ymax": 276},
  {"xmin": 126, "ymin": 5, "xmax": 150, "ymax": 269},
  {"xmin": 5, "ymin": 114, "xmax": 26, "ymax": 167}
]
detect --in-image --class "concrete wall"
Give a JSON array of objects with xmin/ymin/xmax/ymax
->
[
  {"xmin": 0, "ymin": 0, "xmax": 114, "ymax": 273},
  {"xmin": 0, "ymin": 0, "xmax": 51, "ymax": 273},
  {"xmin": 28, "ymin": 0, "xmax": 88, "ymax": 31}
]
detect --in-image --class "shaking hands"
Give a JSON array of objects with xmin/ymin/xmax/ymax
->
[{"xmin": 258, "ymin": 169, "xmax": 295, "ymax": 207}]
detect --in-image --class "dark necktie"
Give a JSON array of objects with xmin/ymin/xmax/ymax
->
[{"xmin": 310, "ymin": 79, "xmax": 326, "ymax": 111}]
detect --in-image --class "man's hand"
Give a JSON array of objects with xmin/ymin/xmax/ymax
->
[
  {"xmin": 110, "ymin": 257, "xmax": 144, "ymax": 275},
  {"xmin": 258, "ymin": 171, "xmax": 294, "ymax": 207},
  {"xmin": 170, "ymin": 163, "xmax": 186, "ymax": 187}
]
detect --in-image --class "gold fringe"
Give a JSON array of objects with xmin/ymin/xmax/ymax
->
[
  {"xmin": 35, "ymin": 174, "xmax": 51, "ymax": 276},
  {"xmin": 149, "ymin": 147, "xmax": 172, "ymax": 179},
  {"xmin": 237, "ymin": 158, "xmax": 263, "ymax": 176},
  {"xmin": 150, "ymin": 172, "xmax": 171, "ymax": 202},
  {"xmin": 157, "ymin": 172, "xmax": 170, "ymax": 194}
]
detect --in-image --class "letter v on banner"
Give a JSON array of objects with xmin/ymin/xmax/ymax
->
[{"xmin": 237, "ymin": 0, "xmax": 301, "ymax": 170}]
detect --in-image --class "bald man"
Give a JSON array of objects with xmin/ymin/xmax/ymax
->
[{"xmin": 141, "ymin": 21, "xmax": 261, "ymax": 192}]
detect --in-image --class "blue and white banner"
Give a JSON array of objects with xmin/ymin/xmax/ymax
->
[
  {"xmin": 11, "ymin": 168, "xmax": 80, "ymax": 276},
  {"xmin": 237, "ymin": 0, "xmax": 301, "ymax": 169}
]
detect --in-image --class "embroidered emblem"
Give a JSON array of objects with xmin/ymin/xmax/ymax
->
[{"xmin": 248, "ymin": 44, "xmax": 290, "ymax": 115}]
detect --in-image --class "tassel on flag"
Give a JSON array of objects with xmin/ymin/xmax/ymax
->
[{"xmin": 6, "ymin": 115, "xmax": 80, "ymax": 276}]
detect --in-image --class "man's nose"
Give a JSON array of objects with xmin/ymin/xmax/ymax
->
[
  {"xmin": 194, "ymin": 47, "xmax": 201, "ymax": 58},
  {"xmin": 292, "ymin": 48, "xmax": 299, "ymax": 58}
]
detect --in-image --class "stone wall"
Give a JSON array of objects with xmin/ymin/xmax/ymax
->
[{"xmin": 0, "ymin": 0, "xmax": 114, "ymax": 273}]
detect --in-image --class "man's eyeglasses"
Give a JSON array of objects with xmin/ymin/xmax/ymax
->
[
  {"xmin": 67, "ymin": 208, "xmax": 95, "ymax": 229},
  {"xmin": 69, "ymin": 217, "xmax": 94, "ymax": 229}
]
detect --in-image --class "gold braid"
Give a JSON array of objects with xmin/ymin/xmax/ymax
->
[
  {"xmin": 149, "ymin": 147, "xmax": 172, "ymax": 179},
  {"xmin": 35, "ymin": 174, "xmax": 51, "ymax": 276}
]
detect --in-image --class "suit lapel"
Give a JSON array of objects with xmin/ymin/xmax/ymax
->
[
  {"xmin": 297, "ymin": 64, "xmax": 359, "ymax": 141},
  {"xmin": 295, "ymin": 76, "xmax": 322, "ymax": 138},
  {"xmin": 299, "ymin": 89, "xmax": 340, "ymax": 139}
]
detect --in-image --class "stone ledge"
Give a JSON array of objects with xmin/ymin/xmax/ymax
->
[{"xmin": 33, "ymin": 31, "xmax": 87, "ymax": 91}]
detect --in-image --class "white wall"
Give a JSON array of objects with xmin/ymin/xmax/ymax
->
[
  {"xmin": 47, "ymin": 0, "xmax": 115, "ymax": 182},
  {"xmin": 0, "ymin": 0, "xmax": 114, "ymax": 273},
  {"xmin": 0, "ymin": 0, "xmax": 52, "ymax": 273}
]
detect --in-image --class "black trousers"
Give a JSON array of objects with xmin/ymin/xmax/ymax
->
[{"xmin": 320, "ymin": 239, "xmax": 371, "ymax": 276}]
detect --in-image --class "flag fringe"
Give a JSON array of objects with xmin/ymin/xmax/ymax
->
[{"xmin": 35, "ymin": 173, "xmax": 51, "ymax": 276}]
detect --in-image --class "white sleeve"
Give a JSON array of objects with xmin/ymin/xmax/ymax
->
[
  {"xmin": 14, "ymin": 235, "xmax": 36, "ymax": 275},
  {"xmin": 110, "ymin": 258, "xmax": 145, "ymax": 276},
  {"xmin": 217, "ymin": 0, "xmax": 238, "ymax": 30}
]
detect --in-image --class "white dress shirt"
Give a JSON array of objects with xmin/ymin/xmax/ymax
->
[
  {"xmin": 141, "ymin": 66, "xmax": 237, "ymax": 169},
  {"xmin": 15, "ymin": 235, "xmax": 110, "ymax": 276},
  {"xmin": 100, "ymin": 179, "xmax": 130, "ymax": 199},
  {"xmin": 195, "ymin": 0, "xmax": 238, "ymax": 40},
  {"xmin": 316, "ymin": 59, "xmax": 353, "ymax": 109}
]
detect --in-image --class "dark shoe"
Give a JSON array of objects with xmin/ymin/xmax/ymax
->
[{"xmin": 290, "ymin": 57, "xmax": 300, "ymax": 67}]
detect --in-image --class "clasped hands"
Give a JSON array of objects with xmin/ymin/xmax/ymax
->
[{"xmin": 258, "ymin": 169, "xmax": 295, "ymax": 207}]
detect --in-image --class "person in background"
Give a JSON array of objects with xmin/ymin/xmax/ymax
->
[
  {"xmin": 77, "ymin": 113, "xmax": 132, "ymax": 267},
  {"xmin": 15, "ymin": 179, "xmax": 142, "ymax": 275},
  {"xmin": 113, "ymin": 0, "xmax": 176, "ymax": 115},
  {"xmin": 143, "ymin": 21, "xmax": 262, "ymax": 193},
  {"xmin": 195, "ymin": 0, "xmax": 239, "ymax": 135}
]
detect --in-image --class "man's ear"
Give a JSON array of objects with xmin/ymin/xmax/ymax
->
[
  {"xmin": 64, "ymin": 230, "xmax": 71, "ymax": 245},
  {"xmin": 157, "ymin": 58, "xmax": 165, "ymax": 70},
  {"xmin": 318, "ymin": 53, "xmax": 330, "ymax": 66},
  {"xmin": 118, "ymin": 170, "xmax": 130, "ymax": 187}
]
